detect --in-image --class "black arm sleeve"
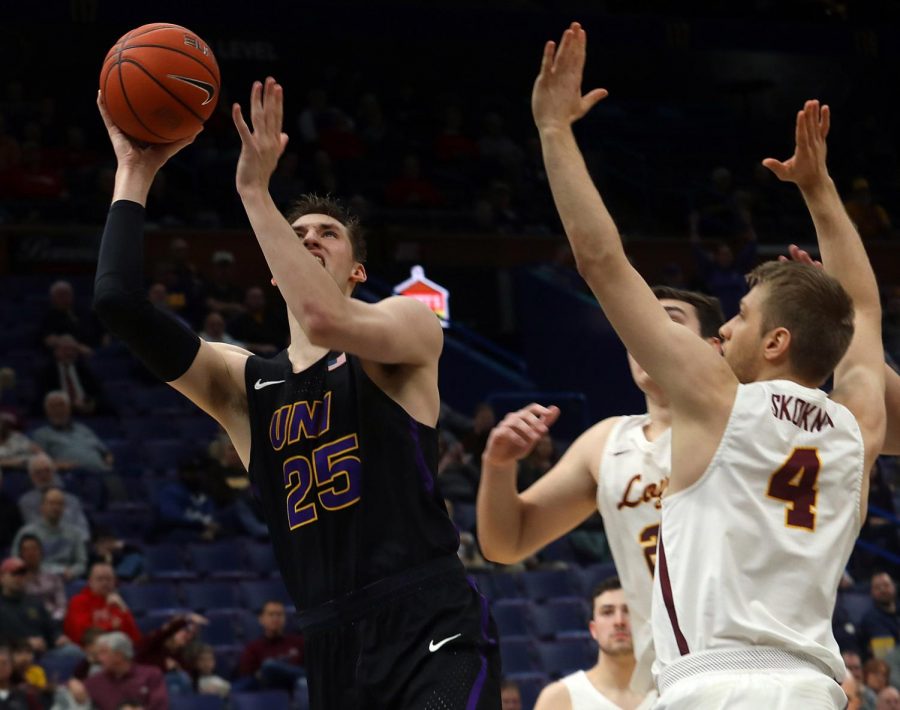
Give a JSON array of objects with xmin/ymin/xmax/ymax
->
[{"xmin": 93, "ymin": 200, "xmax": 201, "ymax": 382}]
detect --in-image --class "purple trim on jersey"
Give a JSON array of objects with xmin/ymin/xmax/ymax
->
[
  {"xmin": 408, "ymin": 416, "xmax": 434, "ymax": 494},
  {"xmin": 658, "ymin": 526, "xmax": 690, "ymax": 656},
  {"xmin": 465, "ymin": 576, "xmax": 490, "ymax": 710}
]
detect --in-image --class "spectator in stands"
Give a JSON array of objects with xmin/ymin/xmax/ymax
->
[
  {"xmin": 152, "ymin": 460, "xmax": 222, "ymax": 542},
  {"xmin": 135, "ymin": 613, "xmax": 205, "ymax": 682},
  {"xmin": 205, "ymin": 432, "xmax": 268, "ymax": 539},
  {"xmin": 88, "ymin": 530, "xmax": 144, "ymax": 582},
  {"xmin": 385, "ymin": 154, "xmax": 445, "ymax": 208},
  {"xmin": 198, "ymin": 311, "xmax": 244, "ymax": 347},
  {"xmin": 0, "ymin": 414, "xmax": 41, "ymax": 470},
  {"xmin": 84, "ymin": 632, "xmax": 167, "ymax": 710},
  {"xmin": 35, "ymin": 335, "xmax": 108, "ymax": 417},
  {"xmin": 0, "ymin": 474, "xmax": 24, "ymax": 554},
  {"xmin": 147, "ymin": 281, "xmax": 193, "ymax": 330},
  {"xmin": 878, "ymin": 686, "xmax": 900, "ymax": 710},
  {"xmin": 226, "ymin": 286, "xmax": 285, "ymax": 355},
  {"xmin": 478, "ymin": 112, "xmax": 524, "ymax": 177},
  {"xmin": 63, "ymin": 563, "xmax": 140, "ymax": 646},
  {"xmin": 844, "ymin": 177, "xmax": 892, "ymax": 240},
  {"xmin": 17, "ymin": 534, "xmax": 66, "ymax": 622},
  {"xmin": 843, "ymin": 650, "xmax": 877, "ymax": 710},
  {"xmin": 437, "ymin": 432, "xmax": 480, "ymax": 503},
  {"xmin": 0, "ymin": 646, "xmax": 30, "ymax": 710},
  {"xmin": 500, "ymin": 678, "xmax": 522, "ymax": 710},
  {"xmin": 516, "ymin": 432, "xmax": 556, "ymax": 493},
  {"xmin": 192, "ymin": 643, "xmax": 230, "ymax": 698},
  {"xmin": 202, "ymin": 250, "xmax": 244, "ymax": 319},
  {"xmin": 10, "ymin": 639, "xmax": 47, "ymax": 702},
  {"xmin": 461, "ymin": 402, "xmax": 496, "ymax": 461},
  {"xmin": 18, "ymin": 453, "xmax": 90, "ymax": 541},
  {"xmin": 534, "ymin": 576, "xmax": 655, "ymax": 709},
  {"xmin": 236, "ymin": 601, "xmax": 305, "ymax": 692},
  {"xmin": 163, "ymin": 237, "xmax": 202, "ymax": 324},
  {"xmin": 12, "ymin": 488, "xmax": 87, "ymax": 580},
  {"xmin": 689, "ymin": 215, "xmax": 757, "ymax": 319},
  {"xmin": 38, "ymin": 280, "xmax": 97, "ymax": 353},
  {"xmin": 0, "ymin": 557, "xmax": 62, "ymax": 654},
  {"xmin": 861, "ymin": 572, "xmax": 900, "ymax": 660},
  {"xmin": 31, "ymin": 391, "xmax": 113, "ymax": 474},
  {"xmin": 70, "ymin": 627, "xmax": 105, "ymax": 680},
  {"xmin": 865, "ymin": 658, "xmax": 891, "ymax": 697}
]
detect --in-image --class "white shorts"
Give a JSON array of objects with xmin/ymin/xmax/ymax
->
[{"xmin": 654, "ymin": 669, "xmax": 847, "ymax": 710}]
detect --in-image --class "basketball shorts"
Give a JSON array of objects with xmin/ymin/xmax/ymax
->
[
  {"xmin": 656, "ymin": 669, "xmax": 847, "ymax": 710},
  {"xmin": 301, "ymin": 560, "xmax": 501, "ymax": 709}
]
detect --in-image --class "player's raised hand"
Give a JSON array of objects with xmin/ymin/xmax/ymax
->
[
  {"xmin": 232, "ymin": 77, "xmax": 290, "ymax": 195},
  {"xmin": 98, "ymin": 91, "xmax": 200, "ymax": 175},
  {"xmin": 762, "ymin": 99, "xmax": 831, "ymax": 192},
  {"xmin": 532, "ymin": 22, "xmax": 608, "ymax": 133},
  {"xmin": 482, "ymin": 404, "xmax": 561, "ymax": 467},
  {"xmin": 778, "ymin": 243, "xmax": 823, "ymax": 269}
]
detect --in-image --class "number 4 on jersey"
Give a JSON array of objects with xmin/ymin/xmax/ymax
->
[{"xmin": 766, "ymin": 447, "xmax": 820, "ymax": 531}]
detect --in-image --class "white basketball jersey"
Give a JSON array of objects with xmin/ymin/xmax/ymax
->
[
  {"xmin": 561, "ymin": 670, "xmax": 657, "ymax": 710},
  {"xmin": 652, "ymin": 380, "xmax": 864, "ymax": 682},
  {"xmin": 596, "ymin": 414, "xmax": 671, "ymax": 693}
]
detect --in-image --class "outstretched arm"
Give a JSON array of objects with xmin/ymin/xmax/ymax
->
[
  {"xmin": 232, "ymin": 79, "xmax": 442, "ymax": 366},
  {"xmin": 92, "ymin": 94, "xmax": 251, "ymax": 454},
  {"xmin": 533, "ymin": 24, "xmax": 735, "ymax": 415},
  {"xmin": 476, "ymin": 404, "xmax": 604, "ymax": 564},
  {"xmin": 764, "ymin": 102, "xmax": 885, "ymax": 461}
]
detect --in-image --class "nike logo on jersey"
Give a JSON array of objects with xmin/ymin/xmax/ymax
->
[
  {"xmin": 254, "ymin": 379, "xmax": 286, "ymax": 390},
  {"xmin": 166, "ymin": 74, "xmax": 217, "ymax": 105},
  {"xmin": 428, "ymin": 633, "xmax": 461, "ymax": 652}
]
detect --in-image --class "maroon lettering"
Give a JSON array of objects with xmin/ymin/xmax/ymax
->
[{"xmin": 772, "ymin": 394, "xmax": 834, "ymax": 432}]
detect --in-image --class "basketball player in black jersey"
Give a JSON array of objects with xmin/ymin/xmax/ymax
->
[{"xmin": 93, "ymin": 78, "xmax": 501, "ymax": 709}]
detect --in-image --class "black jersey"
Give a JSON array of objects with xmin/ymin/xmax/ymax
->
[{"xmin": 245, "ymin": 349, "xmax": 460, "ymax": 613}]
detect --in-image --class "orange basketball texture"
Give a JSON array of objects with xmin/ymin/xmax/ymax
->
[{"xmin": 100, "ymin": 23, "xmax": 220, "ymax": 144}]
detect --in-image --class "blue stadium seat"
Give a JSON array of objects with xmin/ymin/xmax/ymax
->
[
  {"xmin": 189, "ymin": 542, "xmax": 253, "ymax": 579},
  {"xmin": 144, "ymin": 543, "xmax": 196, "ymax": 581},
  {"xmin": 536, "ymin": 638, "xmax": 594, "ymax": 677},
  {"xmin": 506, "ymin": 672, "xmax": 549, "ymax": 710},
  {"xmin": 451, "ymin": 502, "xmax": 476, "ymax": 533},
  {"xmin": 173, "ymin": 416, "xmax": 220, "ymax": 442},
  {"xmin": 239, "ymin": 579, "xmax": 293, "ymax": 613},
  {"xmin": 230, "ymin": 690, "xmax": 291, "ymax": 710},
  {"xmin": 183, "ymin": 581, "xmax": 242, "ymax": 611},
  {"xmin": 838, "ymin": 591, "xmax": 873, "ymax": 628},
  {"xmin": 235, "ymin": 609, "xmax": 261, "ymax": 642},
  {"xmin": 142, "ymin": 438, "xmax": 195, "ymax": 472},
  {"xmin": 479, "ymin": 572, "xmax": 523, "ymax": 601},
  {"xmin": 136, "ymin": 614, "xmax": 167, "ymax": 635},
  {"xmin": 491, "ymin": 599, "xmax": 533, "ymax": 638},
  {"xmin": 521, "ymin": 569, "xmax": 581, "ymax": 602},
  {"xmin": 119, "ymin": 582, "xmax": 181, "ymax": 615},
  {"xmin": 537, "ymin": 536, "xmax": 578, "ymax": 565},
  {"xmin": 579, "ymin": 561, "xmax": 618, "ymax": 592},
  {"xmin": 499, "ymin": 638, "xmax": 537, "ymax": 674},
  {"xmin": 170, "ymin": 695, "xmax": 225, "ymax": 710},
  {"xmin": 198, "ymin": 611, "xmax": 238, "ymax": 646},
  {"xmin": 530, "ymin": 598, "xmax": 590, "ymax": 639},
  {"xmin": 40, "ymin": 652, "xmax": 85, "ymax": 683},
  {"xmin": 244, "ymin": 543, "xmax": 278, "ymax": 577},
  {"xmin": 211, "ymin": 644, "xmax": 243, "ymax": 679}
]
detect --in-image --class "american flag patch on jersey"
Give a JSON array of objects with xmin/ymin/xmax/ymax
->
[{"xmin": 327, "ymin": 352, "xmax": 347, "ymax": 371}]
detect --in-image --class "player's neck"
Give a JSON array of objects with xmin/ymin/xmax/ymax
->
[
  {"xmin": 753, "ymin": 361, "xmax": 820, "ymax": 390},
  {"xmin": 286, "ymin": 315, "xmax": 330, "ymax": 371},
  {"xmin": 644, "ymin": 396, "xmax": 672, "ymax": 441},
  {"xmin": 587, "ymin": 652, "xmax": 636, "ymax": 697}
]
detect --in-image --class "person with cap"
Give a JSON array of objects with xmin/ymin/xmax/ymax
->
[
  {"xmin": 0, "ymin": 557, "xmax": 63, "ymax": 654},
  {"xmin": 84, "ymin": 632, "xmax": 167, "ymax": 710}
]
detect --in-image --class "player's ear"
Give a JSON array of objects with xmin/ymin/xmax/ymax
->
[
  {"xmin": 350, "ymin": 263, "xmax": 367, "ymax": 285},
  {"xmin": 763, "ymin": 326, "xmax": 791, "ymax": 362}
]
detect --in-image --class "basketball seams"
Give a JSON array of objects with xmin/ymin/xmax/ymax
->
[
  {"xmin": 120, "ymin": 58, "xmax": 206, "ymax": 124},
  {"xmin": 117, "ymin": 44, "xmax": 220, "ymax": 84},
  {"xmin": 120, "ymin": 24, "xmax": 186, "ymax": 44},
  {"xmin": 115, "ymin": 62, "xmax": 170, "ymax": 142}
]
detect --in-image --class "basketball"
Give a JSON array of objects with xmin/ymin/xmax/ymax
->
[{"xmin": 99, "ymin": 23, "xmax": 220, "ymax": 144}]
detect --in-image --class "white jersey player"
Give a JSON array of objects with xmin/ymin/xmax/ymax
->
[
  {"xmin": 477, "ymin": 286, "xmax": 724, "ymax": 695},
  {"xmin": 533, "ymin": 22, "xmax": 884, "ymax": 709},
  {"xmin": 534, "ymin": 577, "xmax": 658, "ymax": 710}
]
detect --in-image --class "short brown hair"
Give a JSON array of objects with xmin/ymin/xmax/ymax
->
[
  {"xmin": 284, "ymin": 193, "xmax": 367, "ymax": 263},
  {"xmin": 652, "ymin": 286, "xmax": 725, "ymax": 339},
  {"xmin": 746, "ymin": 261, "xmax": 854, "ymax": 385}
]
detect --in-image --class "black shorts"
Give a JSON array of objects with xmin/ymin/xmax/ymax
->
[{"xmin": 301, "ymin": 563, "xmax": 501, "ymax": 709}]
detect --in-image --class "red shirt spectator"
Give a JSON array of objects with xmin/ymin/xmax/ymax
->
[
  {"xmin": 64, "ymin": 563, "xmax": 141, "ymax": 645},
  {"xmin": 238, "ymin": 601, "xmax": 304, "ymax": 677}
]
